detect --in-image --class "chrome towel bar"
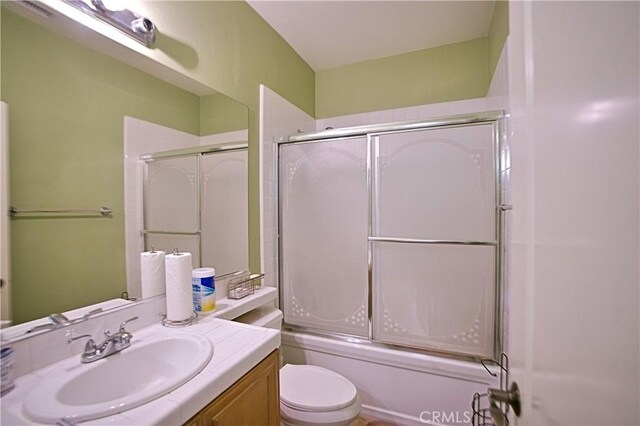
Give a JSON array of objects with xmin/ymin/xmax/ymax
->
[{"xmin": 8, "ymin": 206, "xmax": 112, "ymax": 217}]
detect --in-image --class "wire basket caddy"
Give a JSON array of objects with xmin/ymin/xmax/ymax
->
[
  {"xmin": 472, "ymin": 353, "xmax": 510, "ymax": 426},
  {"xmin": 227, "ymin": 273, "xmax": 265, "ymax": 300}
]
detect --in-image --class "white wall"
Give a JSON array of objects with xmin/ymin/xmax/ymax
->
[
  {"xmin": 259, "ymin": 85, "xmax": 316, "ymax": 290},
  {"xmin": 507, "ymin": 2, "xmax": 640, "ymax": 424}
]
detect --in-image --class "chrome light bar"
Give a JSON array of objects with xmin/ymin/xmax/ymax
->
[{"xmin": 64, "ymin": 0, "xmax": 156, "ymax": 47}]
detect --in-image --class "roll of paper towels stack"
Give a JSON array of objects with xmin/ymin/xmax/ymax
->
[
  {"xmin": 165, "ymin": 251, "xmax": 193, "ymax": 321},
  {"xmin": 140, "ymin": 250, "xmax": 166, "ymax": 298}
]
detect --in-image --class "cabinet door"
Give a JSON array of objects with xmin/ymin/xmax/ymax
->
[
  {"xmin": 184, "ymin": 418, "xmax": 198, "ymax": 426},
  {"xmin": 198, "ymin": 350, "xmax": 280, "ymax": 426}
]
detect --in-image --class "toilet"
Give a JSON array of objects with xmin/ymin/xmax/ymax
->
[{"xmin": 235, "ymin": 304, "xmax": 362, "ymax": 426}]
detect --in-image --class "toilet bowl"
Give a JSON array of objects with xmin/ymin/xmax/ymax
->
[
  {"xmin": 235, "ymin": 305, "xmax": 362, "ymax": 425},
  {"xmin": 280, "ymin": 364, "xmax": 362, "ymax": 426}
]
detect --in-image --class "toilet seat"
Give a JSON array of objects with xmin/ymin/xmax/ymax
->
[{"xmin": 280, "ymin": 365, "xmax": 357, "ymax": 412}]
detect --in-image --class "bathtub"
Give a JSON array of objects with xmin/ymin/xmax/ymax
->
[{"xmin": 281, "ymin": 330, "xmax": 499, "ymax": 426}]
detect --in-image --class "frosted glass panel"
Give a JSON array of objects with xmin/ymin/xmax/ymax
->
[
  {"xmin": 374, "ymin": 124, "xmax": 496, "ymax": 241},
  {"xmin": 144, "ymin": 234, "xmax": 199, "ymax": 269},
  {"xmin": 145, "ymin": 156, "xmax": 198, "ymax": 232},
  {"xmin": 280, "ymin": 138, "xmax": 368, "ymax": 336},
  {"xmin": 201, "ymin": 150, "xmax": 248, "ymax": 275},
  {"xmin": 373, "ymin": 242, "xmax": 495, "ymax": 357}
]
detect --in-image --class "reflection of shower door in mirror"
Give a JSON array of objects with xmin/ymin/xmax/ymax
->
[
  {"xmin": 201, "ymin": 150, "xmax": 248, "ymax": 276},
  {"xmin": 144, "ymin": 155, "xmax": 200, "ymax": 268},
  {"xmin": 143, "ymin": 147, "xmax": 248, "ymax": 276},
  {"xmin": 279, "ymin": 120, "xmax": 500, "ymax": 358},
  {"xmin": 279, "ymin": 138, "xmax": 369, "ymax": 337}
]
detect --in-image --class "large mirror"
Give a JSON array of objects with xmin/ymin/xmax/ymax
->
[{"xmin": 0, "ymin": 5, "xmax": 249, "ymax": 332}]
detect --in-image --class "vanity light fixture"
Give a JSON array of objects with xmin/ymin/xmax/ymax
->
[{"xmin": 64, "ymin": 0, "xmax": 156, "ymax": 47}]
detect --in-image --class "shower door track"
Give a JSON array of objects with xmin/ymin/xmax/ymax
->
[
  {"xmin": 276, "ymin": 111, "xmax": 507, "ymax": 362},
  {"xmin": 282, "ymin": 111, "xmax": 504, "ymax": 144}
]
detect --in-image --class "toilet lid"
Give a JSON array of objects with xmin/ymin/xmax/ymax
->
[{"xmin": 280, "ymin": 364, "xmax": 357, "ymax": 412}]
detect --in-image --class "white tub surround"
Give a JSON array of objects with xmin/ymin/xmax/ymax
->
[
  {"xmin": 1, "ymin": 318, "xmax": 280, "ymax": 425},
  {"xmin": 282, "ymin": 331, "xmax": 498, "ymax": 425}
]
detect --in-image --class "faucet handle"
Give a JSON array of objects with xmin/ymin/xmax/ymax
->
[
  {"xmin": 119, "ymin": 316, "xmax": 138, "ymax": 333},
  {"xmin": 67, "ymin": 334, "xmax": 97, "ymax": 355},
  {"xmin": 67, "ymin": 334, "xmax": 92, "ymax": 344}
]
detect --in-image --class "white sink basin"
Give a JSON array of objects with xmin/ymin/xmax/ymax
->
[{"xmin": 23, "ymin": 332, "xmax": 213, "ymax": 423}]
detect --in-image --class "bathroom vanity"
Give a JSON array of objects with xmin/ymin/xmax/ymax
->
[
  {"xmin": 0, "ymin": 316, "xmax": 281, "ymax": 425},
  {"xmin": 185, "ymin": 350, "xmax": 280, "ymax": 426}
]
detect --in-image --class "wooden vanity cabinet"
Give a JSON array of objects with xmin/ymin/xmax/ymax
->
[{"xmin": 184, "ymin": 350, "xmax": 280, "ymax": 426}]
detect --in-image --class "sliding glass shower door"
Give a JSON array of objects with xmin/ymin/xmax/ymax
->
[
  {"xmin": 279, "ymin": 137, "xmax": 369, "ymax": 336},
  {"xmin": 279, "ymin": 116, "xmax": 502, "ymax": 358},
  {"xmin": 371, "ymin": 124, "xmax": 497, "ymax": 357}
]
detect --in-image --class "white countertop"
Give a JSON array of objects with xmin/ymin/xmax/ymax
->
[
  {"xmin": 204, "ymin": 286, "xmax": 278, "ymax": 321},
  {"xmin": 1, "ymin": 316, "xmax": 280, "ymax": 425}
]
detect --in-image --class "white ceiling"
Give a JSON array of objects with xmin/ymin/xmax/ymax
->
[{"xmin": 247, "ymin": 1, "xmax": 496, "ymax": 71}]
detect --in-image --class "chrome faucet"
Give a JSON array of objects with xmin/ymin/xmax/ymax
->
[{"xmin": 67, "ymin": 316, "xmax": 138, "ymax": 363}]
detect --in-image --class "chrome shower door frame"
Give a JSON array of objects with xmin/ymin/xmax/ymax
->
[{"xmin": 277, "ymin": 111, "xmax": 506, "ymax": 362}]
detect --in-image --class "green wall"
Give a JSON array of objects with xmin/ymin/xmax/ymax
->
[
  {"xmin": 1, "ymin": 10, "xmax": 200, "ymax": 323},
  {"xmin": 315, "ymin": 37, "xmax": 490, "ymax": 118},
  {"xmin": 488, "ymin": 0, "xmax": 509, "ymax": 84},
  {"xmin": 314, "ymin": 1, "xmax": 510, "ymax": 118},
  {"xmin": 200, "ymin": 93, "xmax": 248, "ymax": 136}
]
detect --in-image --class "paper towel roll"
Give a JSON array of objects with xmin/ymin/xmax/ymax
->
[
  {"xmin": 165, "ymin": 252, "xmax": 193, "ymax": 321},
  {"xmin": 140, "ymin": 250, "xmax": 166, "ymax": 298}
]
